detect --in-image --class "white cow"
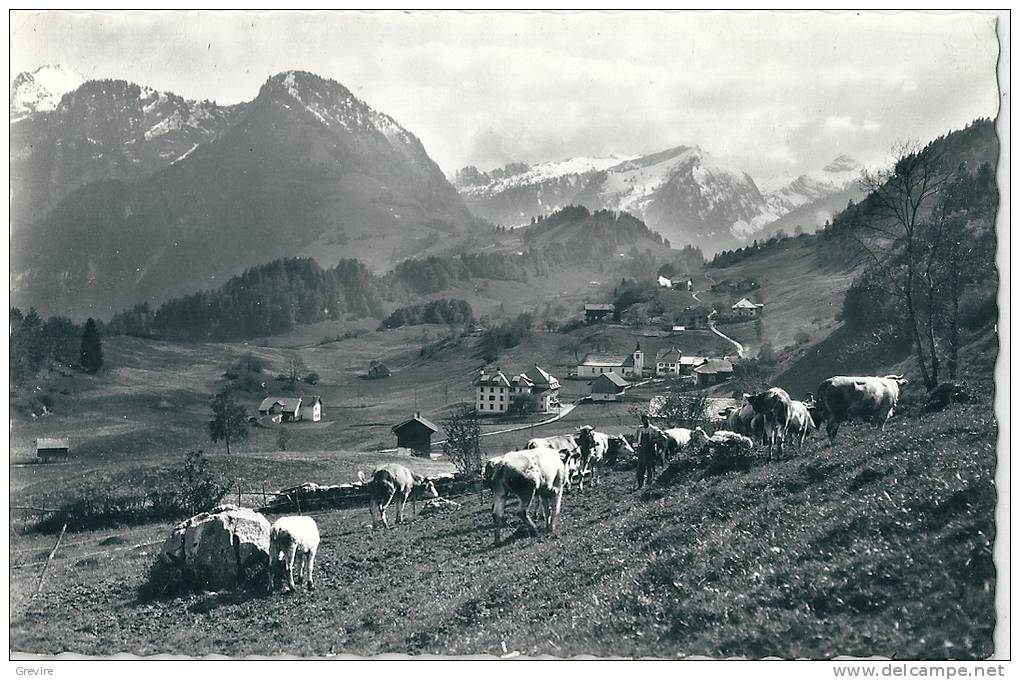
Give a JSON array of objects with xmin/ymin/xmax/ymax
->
[
  {"xmin": 816, "ymin": 375, "xmax": 909, "ymax": 442},
  {"xmin": 269, "ymin": 516, "xmax": 320, "ymax": 593}
]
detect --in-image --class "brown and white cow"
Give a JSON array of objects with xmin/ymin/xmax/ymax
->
[
  {"xmin": 362, "ymin": 464, "xmax": 438, "ymax": 529},
  {"xmin": 486, "ymin": 446, "xmax": 567, "ymax": 545},
  {"xmin": 722, "ymin": 402, "xmax": 765, "ymax": 440},
  {"xmin": 815, "ymin": 375, "xmax": 909, "ymax": 442},
  {"xmin": 743, "ymin": 387, "xmax": 793, "ymax": 458}
]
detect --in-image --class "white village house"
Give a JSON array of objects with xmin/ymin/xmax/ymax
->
[
  {"xmin": 655, "ymin": 347, "xmax": 683, "ymax": 376},
  {"xmin": 732, "ymin": 297, "xmax": 765, "ymax": 318},
  {"xmin": 258, "ymin": 396, "xmax": 322, "ymax": 423},
  {"xmin": 576, "ymin": 344, "xmax": 644, "ymax": 379},
  {"xmin": 474, "ymin": 365, "xmax": 560, "ymax": 414}
]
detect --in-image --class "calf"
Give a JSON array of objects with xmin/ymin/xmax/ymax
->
[
  {"xmin": 787, "ymin": 400, "xmax": 817, "ymax": 450},
  {"xmin": 269, "ymin": 516, "xmax": 320, "ymax": 593}
]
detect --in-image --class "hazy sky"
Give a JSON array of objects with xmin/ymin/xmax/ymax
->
[{"xmin": 10, "ymin": 10, "xmax": 1001, "ymax": 180}]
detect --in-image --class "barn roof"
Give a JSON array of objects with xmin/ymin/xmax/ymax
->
[
  {"xmin": 694, "ymin": 359, "xmax": 734, "ymax": 374},
  {"xmin": 392, "ymin": 414, "xmax": 439, "ymax": 434},
  {"xmin": 584, "ymin": 303, "xmax": 615, "ymax": 312},
  {"xmin": 474, "ymin": 369, "xmax": 511, "ymax": 387},
  {"xmin": 258, "ymin": 397, "xmax": 302, "ymax": 413},
  {"xmin": 300, "ymin": 396, "xmax": 322, "ymax": 407},
  {"xmin": 36, "ymin": 437, "xmax": 69, "ymax": 449},
  {"xmin": 680, "ymin": 356, "xmax": 708, "ymax": 366},
  {"xmin": 656, "ymin": 347, "xmax": 682, "ymax": 363},
  {"xmin": 732, "ymin": 297, "xmax": 764, "ymax": 310},
  {"xmin": 525, "ymin": 364, "xmax": 559, "ymax": 390},
  {"xmin": 592, "ymin": 372, "xmax": 628, "ymax": 389},
  {"xmin": 580, "ymin": 353, "xmax": 627, "ymax": 368}
]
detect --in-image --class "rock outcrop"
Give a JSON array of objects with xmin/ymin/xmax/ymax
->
[{"xmin": 159, "ymin": 504, "xmax": 271, "ymax": 591}]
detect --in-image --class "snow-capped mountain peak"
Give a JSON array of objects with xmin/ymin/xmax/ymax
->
[
  {"xmin": 763, "ymin": 154, "xmax": 863, "ymax": 216},
  {"xmin": 261, "ymin": 70, "xmax": 414, "ymax": 146},
  {"xmin": 10, "ymin": 64, "xmax": 86, "ymax": 120}
]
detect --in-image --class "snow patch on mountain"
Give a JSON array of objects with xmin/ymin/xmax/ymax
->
[
  {"xmin": 763, "ymin": 154, "xmax": 863, "ymax": 216},
  {"xmin": 455, "ymin": 154, "xmax": 636, "ymax": 196},
  {"xmin": 10, "ymin": 64, "xmax": 86, "ymax": 120},
  {"xmin": 268, "ymin": 70, "xmax": 415, "ymax": 147}
]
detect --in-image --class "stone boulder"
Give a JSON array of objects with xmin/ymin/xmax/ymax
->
[{"xmin": 159, "ymin": 504, "xmax": 272, "ymax": 591}]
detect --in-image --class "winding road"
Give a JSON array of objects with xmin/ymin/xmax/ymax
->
[{"xmin": 694, "ymin": 272, "xmax": 748, "ymax": 359}]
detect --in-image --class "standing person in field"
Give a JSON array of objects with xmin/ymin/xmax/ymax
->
[{"xmin": 635, "ymin": 414, "xmax": 666, "ymax": 490}]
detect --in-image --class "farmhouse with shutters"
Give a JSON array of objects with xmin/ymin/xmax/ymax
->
[
  {"xmin": 474, "ymin": 364, "xmax": 561, "ymax": 414},
  {"xmin": 258, "ymin": 396, "xmax": 323, "ymax": 422}
]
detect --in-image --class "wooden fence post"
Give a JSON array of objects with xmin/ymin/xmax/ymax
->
[
  {"xmin": 237, "ymin": 480, "xmax": 242, "ymax": 507},
  {"xmin": 33, "ymin": 522, "xmax": 67, "ymax": 598}
]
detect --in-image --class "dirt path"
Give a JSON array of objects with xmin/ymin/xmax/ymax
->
[
  {"xmin": 708, "ymin": 321, "xmax": 747, "ymax": 359},
  {"xmin": 692, "ymin": 273, "xmax": 747, "ymax": 359}
]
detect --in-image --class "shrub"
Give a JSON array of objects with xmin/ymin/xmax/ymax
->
[
  {"xmin": 507, "ymin": 393, "xmax": 538, "ymax": 417},
  {"xmin": 304, "ymin": 372, "xmax": 320, "ymax": 385},
  {"xmin": 276, "ymin": 428, "xmax": 291, "ymax": 451},
  {"xmin": 33, "ymin": 450, "xmax": 229, "ymax": 534},
  {"xmin": 960, "ymin": 288, "xmax": 998, "ymax": 331},
  {"xmin": 441, "ymin": 405, "xmax": 483, "ymax": 475}
]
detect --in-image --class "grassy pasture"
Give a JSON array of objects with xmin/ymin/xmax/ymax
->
[
  {"xmin": 9, "ymin": 401, "xmax": 996, "ymax": 658},
  {"xmin": 702, "ymin": 237, "xmax": 858, "ymax": 353}
]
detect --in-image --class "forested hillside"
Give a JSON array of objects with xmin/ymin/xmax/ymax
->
[{"xmin": 105, "ymin": 205, "xmax": 697, "ymax": 341}]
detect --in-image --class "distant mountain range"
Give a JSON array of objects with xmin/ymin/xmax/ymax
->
[
  {"xmin": 11, "ymin": 69, "xmax": 480, "ymax": 318},
  {"xmin": 452, "ymin": 148, "xmax": 865, "ymax": 251},
  {"xmin": 9, "ymin": 63, "xmax": 868, "ymax": 319}
]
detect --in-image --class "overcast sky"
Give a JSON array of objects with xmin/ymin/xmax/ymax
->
[{"xmin": 10, "ymin": 10, "xmax": 1001, "ymax": 180}]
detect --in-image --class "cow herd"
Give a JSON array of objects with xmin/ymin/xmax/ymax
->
[
  {"xmin": 267, "ymin": 374, "xmax": 911, "ymax": 589},
  {"xmin": 725, "ymin": 374, "xmax": 909, "ymax": 455}
]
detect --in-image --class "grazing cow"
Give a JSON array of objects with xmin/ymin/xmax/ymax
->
[
  {"xmin": 816, "ymin": 375, "xmax": 909, "ymax": 442},
  {"xmin": 573, "ymin": 427, "xmax": 633, "ymax": 487},
  {"xmin": 743, "ymin": 388, "xmax": 793, "ymax": 458},
  {"xmin": 786, "ymin": 400, "xmax": 817, "ymax": 449},
  {"xmin": 269, "ymin": 516, "xmax": 320, "ymax": 593},
  {"xmin": 663, "ymin": 427, "xmax": 694, "ymax": 457},
  {"xmin": 722, "ymin": 403, "xmax": 765, "ymax": 439},
  {"xmin": 527, "ymin": 434, "xmax": 583, "ymax": 489},
  {"xmin": 691, "ymin": 427, "xmax": 755, "ymax": 453},
  {"xmin": 487, "ymin": 447, "xmax": 567, "ymax": 544},
  {"xmin": 361, "ymin": 464, "xmax": 439, "ymax": 529},
  {"xmin": 526, "ymin": 434, "xmax": 579, "ymax": 457}
]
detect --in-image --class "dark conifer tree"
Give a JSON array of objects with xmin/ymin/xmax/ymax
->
[{"xmin": 80, "ymin": 318, "xmax": 103, "ymax": 373}]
